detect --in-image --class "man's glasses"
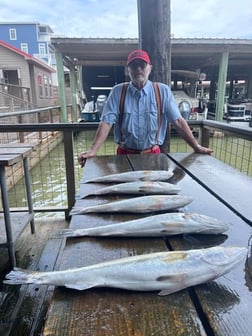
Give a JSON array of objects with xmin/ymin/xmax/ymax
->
[{"xmin": 128, "ymin": 60, "xmax": 149, "ymax": 69}]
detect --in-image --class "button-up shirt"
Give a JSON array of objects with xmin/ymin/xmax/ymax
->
[{"xmin": 101, "ymin": 80, "xmax": 181, "ymax": 150}]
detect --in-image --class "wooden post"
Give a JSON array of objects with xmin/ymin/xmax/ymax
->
[
  {"xmin": 138, "ymin": 0, "xmax": 171, "ymax": 152},
  {"xmin": 55, "ymin": 51, "xmax": 68, "ymax": 123},
  {"xmin": 137, "ymin": 0, "xmax": 171, "ymax": 85},
  {"xmin": 69, "ymin": 69, "xmax": 78, "ymax": 122},
  {"xmin": 215, "ymin": 51, "xmax": 229, "ymax": 121}
]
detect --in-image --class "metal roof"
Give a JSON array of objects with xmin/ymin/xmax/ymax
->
[{"xmin": 50, "ymin": 37, "xmax": 252, "ymax": 80}]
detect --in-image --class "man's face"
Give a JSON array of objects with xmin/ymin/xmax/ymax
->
[{"xmin": 127, "ymin": 59, "xmax": 152, "ymax": 87}]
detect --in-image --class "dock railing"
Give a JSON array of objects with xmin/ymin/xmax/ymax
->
[{"xmin": 0, "ymin": 108, "xmax": 251, "ymax": 218}]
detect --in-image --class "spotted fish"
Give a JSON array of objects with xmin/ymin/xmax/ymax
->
[
  {"xmin": 70, "ymin": 195, "xmax": 193, "ymax": 215},
  {"xmin": 4, "ymin": 246, "xmax": 247, "ymax": 296},
  {"xmin": 79, "ymin": 181, "xmax": 181, "ymax": 198},
  {"xmin": 81, "ymin": 170, "xmax": 174, "ymax": 183},
  {"xmin": 57, "ymin": 212, "xmax": 229, "ymax": 237}
]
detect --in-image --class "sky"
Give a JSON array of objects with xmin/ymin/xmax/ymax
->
[{"xmin": 0, "ymin": 0, "xmax": 252, "ymax": 39}]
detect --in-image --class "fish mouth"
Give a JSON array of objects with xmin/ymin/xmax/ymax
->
[
  {"xmin": 187, "ymin": 213, "xmax": 229, "ymax": 233},
  {"xmin": 202, "ymin": 247, "xmax": 247, "ymax": 266}
]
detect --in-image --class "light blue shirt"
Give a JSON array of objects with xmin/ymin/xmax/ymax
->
[{"xmin": 101, "ymin": 80, "xmax": 181, "ymax": 150}]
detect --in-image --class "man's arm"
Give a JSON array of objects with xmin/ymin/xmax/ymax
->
[
  {"xmin": 172, "ymin": 117, "xmax": 213, "ymax": 154},
  {"xmin": 78, "ymin": 122, "xmax": 113, "ymax": 167}
]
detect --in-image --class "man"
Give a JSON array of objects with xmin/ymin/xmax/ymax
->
[{"xmin": 78, "ymin": 49, "xmax": 213, "ymax": 167}]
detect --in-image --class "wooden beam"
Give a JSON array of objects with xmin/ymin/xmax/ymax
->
[{"xmin": 138, "ymin": 0, "xmax": 171, "ymax": 85}]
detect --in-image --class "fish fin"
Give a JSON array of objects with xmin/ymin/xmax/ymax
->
[
  {"xmin": 69, "ymin": 207, "xmax": 83, "ymax": 215},
  {"xmin": 65, "ymin": 282, "xmax": 95, "ymax": 290},
  {"xmin": 52, "ymin": 229, "xmax": 76, "ymax": 238},
  {"xmin": 158, "ymin": 289, "xmax": 175, "ymax": 296},
  {"xmin": 157, "ymin": 274, "xmax": 186, "ymax": 282},
  {"xmin": 157, "ymin": 273, "xmax": 187, "ymax": 296}
]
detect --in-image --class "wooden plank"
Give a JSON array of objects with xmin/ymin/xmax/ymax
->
[
  {"xmin": 0, "ymin": 154, "xmax": 23, "ymax": 166},
  {"xmin": 0, "ymin": 144, "xmax": 33, "ymax": 148},
  {"xmin": 167, "ymin": 207, "xmax": 252, "ymax": 336},
  {"xmin": 0, "ymin": 212, "xmax": 32, "ymax": 245},
  {"xmin": 0, "ymin": 147, "xmax": 32, "ymax": 157},
  {"xmin": 44, "ymin": 155, "xmax": 206, "ymax": 336},
  {"xmin": 0, "ymin": 219, "xmax": 68, "ymax": 335},
  {"xmin": 167, "ymin": 152, "xmax": 252, "ymax": 224},
  {"xmin": 126, "ymin": 153, "xmax": 252, "ymax": 336},
  {"xmin": 125, "ymin": 154, "xmax": 252, "ymax": 336}
]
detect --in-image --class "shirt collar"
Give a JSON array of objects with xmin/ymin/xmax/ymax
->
[{"xmin": 129, "ymin": 80, "xmax": 152, "ymax": 96}]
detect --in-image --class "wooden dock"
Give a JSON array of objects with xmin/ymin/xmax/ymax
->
[{"xmin": 0, "ymin": 153, "xmax": 251, "ymax": 335}]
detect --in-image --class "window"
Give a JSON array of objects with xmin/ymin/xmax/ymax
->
[
  {"xmin": 39, "ymin": 26, "xmax": 47, "ymax": 33},
  {"xmin": 49, "ymin": 78, "xmax": 53, "ymax": 97},
  {"xmin": 39, "ymin": 43, "xmax": 46, "ymax": 55},
  {"xmin": 44, "ymin": 76, "xmax": 48, "ymax": 97},
  {"xmin": 9, "ymin": 28, "xmax": 17, "ymax": 40},
  {"xmin": 21, "ymin": 43, "xmax": 29, "ymax": 53},
  {"xmin": 38, "ymin": 75, "xmax": 43, "ymax": 98}
]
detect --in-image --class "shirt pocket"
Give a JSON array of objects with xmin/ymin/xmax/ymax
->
[
  {"xmin": 121, "ymin": 110, "xmax": 134, "ymax": 136},
  {"xmin": 146, "ymin": 102, "xmax": 158, "ymax": 133}
]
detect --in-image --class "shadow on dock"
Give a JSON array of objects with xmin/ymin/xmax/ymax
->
[{"xmin": 0, "ymin": 217, "xmax": 68, "ymax": 335}]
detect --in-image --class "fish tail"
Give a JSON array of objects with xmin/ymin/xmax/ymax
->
[
  {"xmin": 52, "ymin": 229, "xmax": 76, "ymax": 238},
  {"xmin": 4, "ymin": 267, "xmax": 37, "ymax": 285},
  {"xmin": 69, "ymin": 207, "xmax": 83, "ymax": 215}
]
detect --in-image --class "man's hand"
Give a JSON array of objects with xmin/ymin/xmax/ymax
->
[
  {"xmin": 78, "ymin": 149, "xmax": 97, "ymax": 167},
  {"xmin": 78, "ymin": 122, "xmax": 113, "ymax": 167},
  {"xmin": 172, "ymin": 118, "xmax": 213, "ymax": 155},
  {"xmin": 194, "ymin": 144, "xmax": 213, "ymax": 155}
]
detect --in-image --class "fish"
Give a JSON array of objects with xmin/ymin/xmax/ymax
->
[
  {"xmin": 81, "ymin": 170, "xmax": 174, "ymax": 183},
  {"xmin": 57, "ymin": 212, "xmax": 229, "ymax": 238},
  {"xmin": 70, "ymin": 195, "xmax": 193, "ymax": 215},
  {"xmin": 4, "ymin": 246, "xmax": 247, "ymax": 296},
  {"xmin": 79, "ymin": 181, "xmax": 181, "ymax": 198}
]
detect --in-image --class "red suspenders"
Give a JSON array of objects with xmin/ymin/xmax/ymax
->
[{"xmin": 119, "ymin": 82, "xmax": 162, "ymax": 143}]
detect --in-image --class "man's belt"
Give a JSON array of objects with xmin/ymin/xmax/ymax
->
[{"xmin": 119, "ymin": 144, "xmax": 160, "ymax": 154}]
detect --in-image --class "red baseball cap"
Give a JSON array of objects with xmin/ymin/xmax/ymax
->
[{"xmin": 127, "ymin": 49, "xmax": 151, "ymax": 65}]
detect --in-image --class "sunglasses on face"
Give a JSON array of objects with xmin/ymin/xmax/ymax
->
[{"xmin": 128, "ymin": 60, "xmax": 149, "ymax": 69}]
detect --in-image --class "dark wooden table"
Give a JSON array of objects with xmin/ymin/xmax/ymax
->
[
  {"xmin": 0, "ymin": 144, "xmax": 34, "ymax": 267},
  {"xmin": 44, "ymin": 154, "xmax": 252, "ymax": 336}
]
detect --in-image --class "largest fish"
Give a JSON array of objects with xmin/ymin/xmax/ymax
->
[
  {"xmin": 57, "ymin": 212, "xmax": 229, "ymax": 237},
  {"xmin": 81, "ymin": 170, "xmax": 174, "ymax": 183},
  {"xmin": 70, "ymin": 195, "xmax": 193, "ymax": 215},
  {"xmin": 4, "ymin": 246, "xmax": 247, "ymax": 296}
]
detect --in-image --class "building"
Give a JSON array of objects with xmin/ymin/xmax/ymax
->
[
  {"xmin": 0, "ymin": 40, "xmax": 55, "ymax": 111},
  {"xmin": 0, "ymin": 22, "xmax": 54, "ymax": 66}
]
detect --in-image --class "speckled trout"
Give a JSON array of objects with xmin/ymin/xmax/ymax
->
[
  {"xmin": 80, "ymin": 181, "xmax": 181, "ymax": 198},
  {"xmin": 4, "ymin": 246, "xmax": 247, "ymax": 295},
  {"xmin": 82, "ymin": 170, "xmax": 174, "ymax": 183},
  {"xmin": 70, "ymin": 195, "xmax": 193, "ymax": 215},
  {"xmin": 58, "ymin": 212, "xmax": 229, "ymax": 237}
]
